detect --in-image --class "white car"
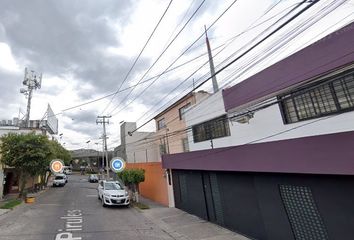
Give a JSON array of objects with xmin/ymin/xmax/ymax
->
[
  {"xmin": 53, "ymin": 174, "xmax": 66, "ymax": 187},
  {"xmin": 63, "ymin": 168, "xmax": 72, "ymax": 175},
  {"xmin": 97, "ymin": 180, "xmax": 130, "ymax": 207}
]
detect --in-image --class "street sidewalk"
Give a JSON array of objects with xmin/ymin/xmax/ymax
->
[
  {"xmin": 138, "ymin": 196, "xmax": 250, "ymax": 240},
  {"xmin": 0, "ymin": 187, "xmax": 48, "ymax": 217}
]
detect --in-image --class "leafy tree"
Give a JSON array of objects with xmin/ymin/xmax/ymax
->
[
  {"xmin": 0, "ymin": 133, "xmax": 52, "ymax": 197},
  {"xmin": 117, "ymin": 168, "xmax": 145, "ymax": 202},
  {"xmin": 48, "ymin": 140, "xmax": 71, "ymax": 165}
]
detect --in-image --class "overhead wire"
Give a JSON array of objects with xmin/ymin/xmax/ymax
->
[
  {"xmin": 134, "ymin": 0, "xmax": 288, "ymax": 124},
  {"xmin": 128, "ymin": 0, "xmax": 318, "ymax": 135},
  {"xmin": 109, "ymin": 0, "xmax": 240, "ymax": 117},
  {"xmin": 101, "ymin": 0, "xmax": 174, "ymax": 115},
  {"xmin": 107, "ymin": 0, "xmax": 207, "ymax": 115},
  {"xmin": 111, "ymin": 0, "xmax": 353, "ymax": 153}
]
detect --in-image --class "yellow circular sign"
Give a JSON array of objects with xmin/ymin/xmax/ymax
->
[{"xmin": 50, "ymin": 159, "xmax": 64, "ymax": 173}]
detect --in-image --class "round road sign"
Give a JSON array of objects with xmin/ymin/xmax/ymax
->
[
  {"xmin": 110, "ymin": 158, "xmax": 126, "ymax": 173},
  {"xmin": 50, "ymin": 159, "xmax": 64, "ymax": 173}
]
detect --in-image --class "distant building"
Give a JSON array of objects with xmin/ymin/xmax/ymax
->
[{"xmin": 70, "ymin": 149, "xmax": 111, "ymax": 172}]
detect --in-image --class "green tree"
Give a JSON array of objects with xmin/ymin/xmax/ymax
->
[
  {"xmin": 41, "ymin": 140, "xmax": 71, "ymax": 186},
  {"xmin": 48, "ymin": 140, "xmax": 71, "ymax": 165},
  {"xmin": 117, "ymin": 168, "xmax": 145, "ymax": 202},
  {"xmin": 0, "ymin": 133, "xmax": 52, "ymax": 197}
]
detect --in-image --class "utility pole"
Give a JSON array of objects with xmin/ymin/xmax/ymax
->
[
  {"xmin": 204, "ymin": 26, "xmax": 219, "ymax": 93},
  {"xmin": 96, "ymin": 115, "xmax": 111, "ymax": 179},
  {"xmin": 20, "ymin": 68, "xmax": 42, "ymax": 127}
]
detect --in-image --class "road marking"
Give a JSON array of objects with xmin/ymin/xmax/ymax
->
[{"xmin": 56, "ymin": 209, "xmax": 83, "ymax": 240}]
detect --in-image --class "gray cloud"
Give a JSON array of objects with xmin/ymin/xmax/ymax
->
[
  {"xmin": 0, "ymin": 0, "xmax": 150, "ymax": 98},
  {"xmin": 0, "ymin": 0, "xmax": 221, "ymax": 147},
  {"xmin": 0, "ymin": 69, "xmax": 24, "ymax": 119},
  {"xmin": 65, "ymin": 110, "xmax": 97, "ymax": 125}
]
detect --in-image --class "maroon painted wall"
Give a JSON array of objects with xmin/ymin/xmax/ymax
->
[{"xmin": 223, "ymin": 22, "xmax": 354, "ymax": 112}]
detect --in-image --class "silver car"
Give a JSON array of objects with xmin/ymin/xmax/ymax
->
[
  {"xmin": 97, "ymin": 180, "xmax": 130, "ymax": 207},
  {"xmin": 53, "ymin": 175, "xmax": 66, "ymax": 187}
]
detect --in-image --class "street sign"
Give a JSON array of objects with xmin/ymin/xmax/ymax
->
[
  {"xmin": 110, "ymin": 158, "xmax": 126, "ymax": 173},
  {"xmin": 50, "ymin": 159, "xmax": 64, "ymax": 174}
]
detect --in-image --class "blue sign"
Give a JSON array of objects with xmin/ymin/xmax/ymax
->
[{"xmin": 110, "ymin": 158, "xmax": 126, "ymax": 172}]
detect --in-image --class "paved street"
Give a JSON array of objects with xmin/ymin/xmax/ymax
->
[{"xmin": 0, "ymin": 174, "xmax": 175, "ymax": 240}]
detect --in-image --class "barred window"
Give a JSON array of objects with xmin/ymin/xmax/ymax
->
[
  {"xmin": 280, "ymin": 70, "xmax": 354, "ymax": 124},
  {"xmin": 192, "ymin": 115, "xmax": 230, "ymax": 143}
]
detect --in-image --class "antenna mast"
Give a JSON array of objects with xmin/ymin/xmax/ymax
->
[{"xmin": 20, "ymin": 68, "xmax": 42, "ymax": 127}]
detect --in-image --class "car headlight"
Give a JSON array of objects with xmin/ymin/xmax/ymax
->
[
  {"xmin": 104, "ymin": 193, "xmax": 111, "ymax": 197},
  {"xmin": 125, "ymin": 191, "xmax": 129, "ymax": 196}
]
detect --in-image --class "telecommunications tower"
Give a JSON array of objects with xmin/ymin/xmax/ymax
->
[{"xmin": 20, "ymin": 68, "xmax": 42, "ymax": 127}]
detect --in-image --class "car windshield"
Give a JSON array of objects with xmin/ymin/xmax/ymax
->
[
  {"xmin": 104, "ymin": 182, "xmax": 121, "ymax": 190},
  {"xmin": 91, "ymin": 175, "xmax": 97, "ymax": 178},
  {"xmin": 55, "ymin": 176, "xmax": 64, "ymax": 180}
]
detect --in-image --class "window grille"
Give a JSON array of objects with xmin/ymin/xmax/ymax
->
[
  {"xmin": 192, "ymin": 115, "xmax": 230, "ymax": 143},
  {"xmin": 280, "ymin": 70, "xmax": 354, "ymax": 123}
]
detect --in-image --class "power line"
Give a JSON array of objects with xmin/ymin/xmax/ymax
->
[
  {"xmin": 110, "ymin": 0, "xmax": 240, "ymax": 117},
  {"xmin": 101, "ymin": 0, "xmax": 174, "ymax": 115},
  {"xmin": 105, "ymin": 1, "xmax": 353, "ymax": 153},
  {"xmin": 107, "ymin": 0, "xmax": 207, "ymax": 115},
  {"xmin": 127, "ymin": 0, "xmax": 317, "ymax": 135},
  {"xmin": 134, "ymin": 0, "xmax": 289, "ymax": 124}
]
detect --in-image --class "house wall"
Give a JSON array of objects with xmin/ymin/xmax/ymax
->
[
  {"xmin": 186, "ymin": 92, "xmax": 354, "ymax": 151},
  {"xmin": 185, "ymin": 91, "xmax": 227, "ymax": 151},
  {"xmin": 120, "ymin": 122, "xmax": 159, "ymax": 163},
  {"xmin": 125, "ymin": 162, "xmax": 168, "ymax": 206},
  {"xmin": 173, "ymin": 170, "xmax": 354, "ymax": 240}
]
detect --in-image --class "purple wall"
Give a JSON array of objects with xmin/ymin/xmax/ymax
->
[
  {"xmin": 162, "ymin": 131, "xmax": 354, "ymax": 175},
  {"xmin": 223, "ymin": 22, "xmax": 354, "ymax": 112}
]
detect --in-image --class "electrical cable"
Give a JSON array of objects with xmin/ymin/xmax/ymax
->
[
  {"xmin": 101, "ymin": 0, "xmax": 174, "ymax": 115},
  {"xmin": 107, "ymin": 0, "xmax": 207, "ymax": 115},
  {"xmin": 127, "ymin": 0, "xmax": 318, "ymax": 135},
  {"xmin": 109, "ymin": 0, "xmax": 240, "ymax": 117}
]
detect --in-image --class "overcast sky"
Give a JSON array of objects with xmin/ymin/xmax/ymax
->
[{"xmin": 0, "ymin": 0, "xmax": 353, "ymax": 150}]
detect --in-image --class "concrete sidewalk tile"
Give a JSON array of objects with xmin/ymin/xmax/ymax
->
[
  {"xmin": 0, "ymin": 209, "xmax": 10, "ymax": 216},
  {"xmin": 162, "ymin": 213, "xmax": 205, "ymax": 228},
  {"xmin": 175, "ymin": 222, "xmax": 232, "ymax": 240},
  {"xmin": 144, "ymin": 207, "xmax": 183, "ymax": 219}
]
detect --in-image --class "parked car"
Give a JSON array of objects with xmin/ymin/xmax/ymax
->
[
  {"xmin": 57, "ymin": 173, "xmax": 68, "ymax": 183},
  {"xmin": 63, "ymin": 167, "xmax": 72, "ymax": 175},
  {"xmin": 97, "ymin": 180, "xmax": 129, "ymax": 207},
  {"xmin": 88, "ymin": 174, "xmax": 99, "ymax": 183},
  {"xmin": 53, "ymin": 175, "xmax": 66, "ymax": 187}
]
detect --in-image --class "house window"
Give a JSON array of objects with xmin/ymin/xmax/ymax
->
[
  {"xmin": 179, "ymin": 103, "xmax": 191, "ymax": 120},
  {"xmin": 192, "ymin": 115, "xmax": 230, "ymax": 143},
  {"xmin": 157, "ymin": 118, "xmax": 166, "ymax": 130},
  {"xmin": 182, "ymin": 138, "xmax": 189, "ymax": 152},
  {"xmin": 280, "ymin": 70, "xmax": 354, "ymax": 124},
  {"xmin": 159, "ymin": 144, "xmax": 167, "ymax": 155}
]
